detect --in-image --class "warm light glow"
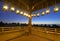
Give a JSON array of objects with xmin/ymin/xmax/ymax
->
[
  {"xmin": 20, "ymin": 11, "xmax": 23, "ymax": 14},
  {"xmin": 3, "ymin": 5, "xmax": 8, "ymax": 11},
  {"xmin": 42, "ymin": 11, "xmax": 45, "ymax": 16},
  {"xmin": 24, "ymin": 13, "xmax": 29, "ymax": 16},
  {"xmin": 16, "ymin": 10, "xmax": 20, "ymax": 14},
  {"xmin": 10, "ymin": 7, "xmax": 15, "ymax": 12},
  {"xmin": 24, "ymin": 12, "xmax": 26, "ymax": 15},
  {"xmin": 31, "ymin": 14, "xmax": 36, "ymax": 16},
  {"xmin": 28, "ymin": 15, "xmax": 30, "ymax": 17},
  {"xmin": 54, "ymin": 6, "xmax": 59, "ymax": 12},
  {"xmin": 23, "ymin": 12, "xmax": 31, "ymax": 17},
  {"xmin": 31, "ymin": 14, "xmax": 34, "ymax": 16},
  {"xmin": 37, "ymin": 12, "xmax": 40, "ymax": 16},
  {"xmin": 46, "ymin": 9, "xmax": 50, "ymax": 14},
  {"xmin": 25, "ymin": 14, "xmax": 28, "ymax": 16}
]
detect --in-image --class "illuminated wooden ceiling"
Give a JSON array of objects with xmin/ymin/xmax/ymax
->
[{"xmin": 1, "ymin": 0, "xmax": 60, "ymax": 12}]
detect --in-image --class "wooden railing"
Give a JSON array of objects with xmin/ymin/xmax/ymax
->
[
  {"xmin": 0, "ymin": 27, "xmax": 23, "ymax": 33},
  {"xmin": 0, "ymin": 27, "xmax": 60, "ymax": 34},
  {"xmin": 32, "ymin": 27, "xmax": 60, "ymax": 34}
]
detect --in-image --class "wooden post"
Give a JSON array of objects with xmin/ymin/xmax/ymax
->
[
  {"xmin": 2, "ymin": 27, "xmax": 4, "ymax": 33},
  {"xmin": 28, "ymin": 14, "xmax": 32, "ymax": 34},
  {"xmin": 12, "ymin": 27, "xmax": 14, "ymax": 32}
]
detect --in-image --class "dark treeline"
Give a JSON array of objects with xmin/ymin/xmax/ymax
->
[
  {"xmin": 0, "ymin": 21, "xmax": 60, "ymax": 28},
  {"xmin": 0, "ymin": 21, "xmax": 28, "ymax": 27},
  {"xmin": 33, "ymin": 24, "xmax": 60, "ymax": 28}
]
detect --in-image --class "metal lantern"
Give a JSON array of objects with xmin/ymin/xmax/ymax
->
[
  {"xmin": 37, "ymin": 12, "xmax": 40, "ymax": 16},
  {"xmin": 42, "ymin": 11, "xmax": 45, "ymax": 16},
  {"xmin": 3, "ymin": 5, "xmax": 8, "ymax": 11},
  {"xmin": 28, "ymin": 15, "xmax": 30, "ymax": 17},
  {"xmin": 54, "ymin": 6, "xmax": 59, "ymax": 12},
  {"xmin": 24, "ymin": 12, "xmax": 26, "ymax": 16},
  {"xmin": 16, "ymin": 10, "xmax": 20, "ymax": 14},
  {"xmin": 20, "ymin": 11, "xmax": 24, "ymax": 14},
  {"xmin": 25, "ymin": 14, "xmax": 28, "ymax": 16},
  {"xmin": 24, "ymin": 13, "xmax": 29, "ymax": 17},
  {"xmin": 10, "ymin": 7, "xmax": 15, "ymax": 12},
  {"xmin": 32, "ymin": 14, "xmax": 36, "ymax": 17},
  {"xmin": 46, "ymin": 8, "xmax": 50, "ymax": 14}
]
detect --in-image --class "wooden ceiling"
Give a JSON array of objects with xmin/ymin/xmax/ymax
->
[{"xmin": 1, "ymin": 0, "xmax": 60, "ymax": 12}]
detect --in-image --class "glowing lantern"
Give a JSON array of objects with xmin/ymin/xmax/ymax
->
[
  {"xmin": 28, "ymin": 15, "xmax": 30, "ymax": 17},
  {"xmin": 31, "ymin": 14, "xmax": 34, "ymax": 16},
  {"xmin": 24, "ymin": 12, "xmax": 26, "ymax": 15},
  {"xmin": 3, "ymin": 5, "xmax": 8, "ymax": 11},
  {"xmin": 37, "ymin": 12, "xmax": 40, "ymax": 16},
  {"xmin": 10, "ymin": 7, "xmax": 15, "ymax": 12},
  {"xmin": 16, "ymin": 10, "xmax": 20, "ymax": 14},
  {"xmin": 25, "ymin": 14, "xmax": 28, "ymax": 16},
  {"xmin": 20, "ymin": 11, "xmax": 23, "ymax": 14},
  {"xmin": 42, "ymin": 11, "xmax": 45, "ymax": 16},
  {"xmin": 54, "ymin": 6, "xmax": 59, "ymax": 12},
  {"xmin": 46, "ymin": 8, "xmax": 50, "ymax": 14},
  {"xmin": 32, "ymin": 14, "xmax": 36, "ymax": 16}
]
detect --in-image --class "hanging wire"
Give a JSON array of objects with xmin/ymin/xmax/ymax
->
[
  {"xmin": 46, "ymin": 3, "xmax": 50, "ymax": 14},
  {"xmin": 3, "ymin": 4, "xmax": 9, "ymax": 11},
  {"xmin": 41, "ymin": 4, "xmax": 45, "ymax": 16},
  {"xmin": 54, "ymin": 0, "xmax": 59, "ymax": 13}
]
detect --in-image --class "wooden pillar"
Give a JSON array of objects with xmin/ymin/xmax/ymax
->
[
  {"xmin": 2, "ymin": 27, "xmax": 4, "ymax": 33},
  {"xmin": 28, "ymin": 12, "xmax": 32, "ymax": 34},
  {"xmin": 12, "ymin": 27, "xmax": 14, "ymax": 32}
]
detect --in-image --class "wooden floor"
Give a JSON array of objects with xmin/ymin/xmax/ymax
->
[{"xmin": 0, "ymin": 27, "xmax": 60, "ymax": 41}]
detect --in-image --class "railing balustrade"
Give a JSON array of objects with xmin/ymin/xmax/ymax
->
[{"xmin": 0, "ymin": 27, "xmax": 60, "ymax": 34}]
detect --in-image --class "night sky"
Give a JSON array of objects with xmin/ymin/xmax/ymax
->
[{"xmin": 0, "ymin": 1, "xmax": 60, "ymax": 24}]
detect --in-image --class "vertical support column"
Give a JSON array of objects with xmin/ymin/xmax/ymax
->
[
  {"xmin": 55, "ymin": 28, "xmax": 57, "ymax": 34},
  {"xmin": 2, "ymin": 27, "xmax": 4, "ymax": 33},
  {"xmin": 12, "ymin": 27, "xmax": 14, "ymax": 32},
  {"xmin": 28, "ymin": 12, "xmax": 32, "ymax": 34}
]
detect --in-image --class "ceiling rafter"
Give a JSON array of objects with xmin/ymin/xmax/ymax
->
[
  {"xmin": 32, "ymin": 0, "xmax": 47, "ymax": 10},
  {"xmin": 2, "ymin": 0, "xmax": 60, "ymax": 12}
]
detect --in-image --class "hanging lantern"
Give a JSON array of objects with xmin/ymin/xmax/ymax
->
[
  {"xmin": 25, "ymin": 14, "xmax": 28, "ymax": 16},
  {"xmin": 10, "ymin": 7, "xmax": 15, "ymax": 12},
  {"xmin": 3, "ymin": 5, "xmax": 8, "ymax": 11},
  {"xmin": 42, "ymin": 11, "xmax": 45, "ymax": 16},
  {"xmin": 32, "ymin": 14, "xmax": 36, "ymax": 17},
  {"xmin": 24, "ymin": 12, "xmax": 26, "ymax": 16},
  {"xmin": 31, "ymin": 14, "xmax": 33, "ymax": 17},
  {"xmin": 28, "ymin": 15, "xmax": 30, "ymax": 17},
  {"xmin": 41, "ymin": 4, "xmax": 45, "ymax": 16},
  {"xmin": 46, "ymin": 8, "xmax": 50, "ymax": 14},
  {"xmin": 37, "ymin": 12, "xmax": 40, "ymax": 16},
  {"xmin": 54, "ymin": 0, "xmax": 59, "ymax": 13},
  {"xmin": 24, "ymin": 13, "xmax": 29, "ymax": 17},
  {"xmin": 16, "ymin": 10, "xmax": 20, "ymax": 14},
  {"xmin": 20, "ymin": 11, "xmax": 23, "ymax": 14},
  {"xmin": 54, "ymin": 6, "xmax": 59, "ymax": 12}
]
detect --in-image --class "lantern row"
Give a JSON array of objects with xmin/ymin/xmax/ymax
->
[
  {"xmin": 3, "ymin": 5, "xmax": 59, "ymax": 17},
  {"xmin": 3, "ymin": 5, "xmax": 30, "ymax": 17},
  {"xmin": 32, "ymin": 6, "xmax": 59, "ymax": 17}
]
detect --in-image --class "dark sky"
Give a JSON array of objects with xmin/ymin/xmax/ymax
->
[{"xmin": 0, "ymin": 1, "xmax": 60, "ymax": 24}]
